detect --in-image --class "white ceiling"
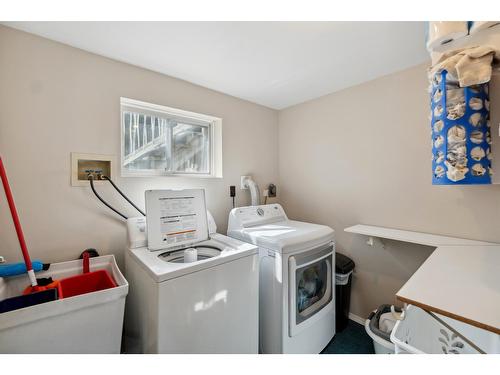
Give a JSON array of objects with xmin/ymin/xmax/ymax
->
[{"xmin": 3, "ymin": 22, "xmax": 428, "ymax": 109}]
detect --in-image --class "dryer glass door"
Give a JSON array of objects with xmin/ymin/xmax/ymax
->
[{"xmin": 289, "ymin": 243, "xmax": 334, "ymax": 336}]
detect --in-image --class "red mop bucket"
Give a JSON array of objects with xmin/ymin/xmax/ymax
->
[{"xmin": 59, "ymin": 252, "xmax": 116, "ymax": 299}]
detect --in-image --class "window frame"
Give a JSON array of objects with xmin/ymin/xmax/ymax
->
[{"xmin": 120, "ymin": 97, "xmax": 222, "ymax": 178}]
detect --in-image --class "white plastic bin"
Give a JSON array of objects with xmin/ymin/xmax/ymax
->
[
  {"xmin": 365, "ymin": 320, "xmax": 395, "ymax": 354},
  {"xmin": 390, "ymin": 305, "xmax": 500, "ymax": 354},
  {"xmin": 365, "ymin": 305, "xmax": 404, "ymax": 354},
  {"xmin": 0, "ymin": 255, "xmax": 128, "ymax": 353}
]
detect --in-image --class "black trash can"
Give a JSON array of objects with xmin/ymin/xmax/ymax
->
[{"xmin": 335, "ymin": 252, "xmax": 355, "ymax": 332}]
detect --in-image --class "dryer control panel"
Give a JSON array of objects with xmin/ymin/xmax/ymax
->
[{"xmin": 228, "ymin": 204, "xmax": 288, "ymax": 228}]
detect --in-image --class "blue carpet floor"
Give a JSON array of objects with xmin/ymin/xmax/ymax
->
[{"xmin": 321, "ymin": 320, "xmax": 375, "ymax": 354}]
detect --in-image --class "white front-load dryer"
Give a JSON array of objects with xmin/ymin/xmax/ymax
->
[{"xmin": 228, "ymin": 204, "xmax": 335, "ymax": 354}]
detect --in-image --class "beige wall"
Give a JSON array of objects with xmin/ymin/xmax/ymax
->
[
  {"xmin": 0, "ymin": 26, "xmax": 279, "ymax": 266},
  {"xmin": 278, "ymin": 62, "xmax": 500, "ymax": 318}
]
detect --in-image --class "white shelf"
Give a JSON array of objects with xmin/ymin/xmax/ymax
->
[
  {"xmin": 397, "ymin": 245, "xmax": 500, "ymax": 334},
  {"xmin": 344, "ymin": 224, "xmax": 497, "ymax": 248}
]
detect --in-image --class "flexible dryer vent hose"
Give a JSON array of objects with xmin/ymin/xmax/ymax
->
[{"xmin": 244, "ymin": 177, "xmax": 261, "ymax": 206}]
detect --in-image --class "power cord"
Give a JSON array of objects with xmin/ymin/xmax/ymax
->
[
  {"xmin": 87, "ymin": 173, "xmax": 128, "ymax": 220},
  {"xmin": 229, "ymin": 185, "xmax": 236, "ymax": 208}
]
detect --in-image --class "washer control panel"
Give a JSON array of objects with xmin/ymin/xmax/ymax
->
[{"xmin": 230, "ymin": 204, "xmax": 287, "ymax": 228}]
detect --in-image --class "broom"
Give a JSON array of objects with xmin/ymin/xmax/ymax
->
[{"xmin": 0, "ymin": 156, "xmax": 39, "ymax": 292}]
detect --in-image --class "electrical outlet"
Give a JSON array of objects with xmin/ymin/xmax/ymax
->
[
  {"xmin": 267, "ymin": 183, "xmax": 277, "ymax": 197},
  {"xmin": 71, "ymin": 153, "xmax": 115, "ymax": 187}
]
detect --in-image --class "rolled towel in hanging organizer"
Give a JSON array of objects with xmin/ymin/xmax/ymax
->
[
  {"xmin": 471, "ymin": 146, "xmax": 486, "ymax": 161},
  {"xmin": 472, "ymin": 163, "xmax": 487, "ymax": 176},
  {"xmin": 427, "ymin": 21, "xmax": 468, "ymax": 50},
  {"xmin": 445, "ymin": 88, "xmax": 465, "ymax": 120},
  {"xmin": 433, "ymin": 120, "xmax": 444, "ymax": 133},
  {"xmin": 469, "ymin": 112, "xmax": 483, "ymax": 127}
]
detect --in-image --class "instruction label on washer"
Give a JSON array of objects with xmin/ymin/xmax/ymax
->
[
  {"xmin": 159, "ymin": 196, "xmax": 198, "ymax": 244},
  {"xmin": 146, "ymin": 189, "xmax": 208, "ymax": 251}
]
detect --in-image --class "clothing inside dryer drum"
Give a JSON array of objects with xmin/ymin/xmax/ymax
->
[{"xmin": 297, "ymin": 261, "xmax": 328, "ymax": 313}]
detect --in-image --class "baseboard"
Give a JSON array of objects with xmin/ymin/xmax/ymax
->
[{"xmin": 348, "ymin": 312, "xmax": 366, "ymax": 325}]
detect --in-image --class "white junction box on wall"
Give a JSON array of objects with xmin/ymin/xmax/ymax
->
[{"xmin": 71, "ymin": 152, "xmax": 116, "ymax": 187}]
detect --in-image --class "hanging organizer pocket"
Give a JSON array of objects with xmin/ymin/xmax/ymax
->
[{"xmin": 431, "ymin": 70, "xmax": 492, "ymax": 185}]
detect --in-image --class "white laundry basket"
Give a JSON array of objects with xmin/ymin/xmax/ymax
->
[
  {"xmin": 365, "ymin": 320, "xmax": 395, "ymax": 354},
  {"xmin": 390, "ymin": 305, "xmax": 500, "ymax": 354},
  {"xmin": 0, "ymin": 255, "xmax": 128, "ymax": 353},
  {"xmin": 365, "ymin": 304, "xmax": 403, "ymax": 354}
]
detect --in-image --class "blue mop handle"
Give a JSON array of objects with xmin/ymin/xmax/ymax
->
[{"xmin": 0, "ymin": 260, "xmax": 45, "ymax": 277}]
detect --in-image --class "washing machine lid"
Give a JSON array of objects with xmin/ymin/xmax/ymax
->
[
  {"xmin": 129, "ymin": 234, "xmax": 259, "ymax": 282},
  {"xmin": 228, "ymin": 219, "xmax": 334, "ymax": 253},
  {"xmin": 145, "ymin": 189, "xmax": 209, "ymax": 251}
]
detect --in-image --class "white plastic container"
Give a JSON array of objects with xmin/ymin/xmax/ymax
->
[
  {"xmin": 365, "ymin": 319, "xmax": 395, "ymax": 354},
  {"xmin": 365, "ymin": 305, "xmax": 405, "ymax": 354},
  {"xmin": 391, "ymin": 305, "xmax": 500, "ymax": 354},
  {"xmin": 0, "ymin": 255, "xmax": 128, "ymax": 353}
]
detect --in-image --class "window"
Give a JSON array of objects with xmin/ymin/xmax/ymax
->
[{"xmin": 121, "ymin": 98, "xmax": 222, "ymax": 177}]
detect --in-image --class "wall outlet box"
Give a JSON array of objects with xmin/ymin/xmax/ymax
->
[
  {"xmin": 71, "ymin": 152, "xmax": 115, "ymax": 187},
  {"xmin": 267, "ymin": 183, "xmax": 277, "ymax": 197}
]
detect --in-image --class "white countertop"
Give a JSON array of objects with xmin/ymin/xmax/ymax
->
[{"xmin": 396, "ymin": 245, "xmax": 500, "ymax": 334}]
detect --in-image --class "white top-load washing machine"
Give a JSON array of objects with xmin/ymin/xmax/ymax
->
[
  {"xmin": 227, "ymin": 204, "xmax": 335, "ymax": 354},
  {"xmin": 125, "ymin": 189, "xmax": 259, "ymax": 353}
]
